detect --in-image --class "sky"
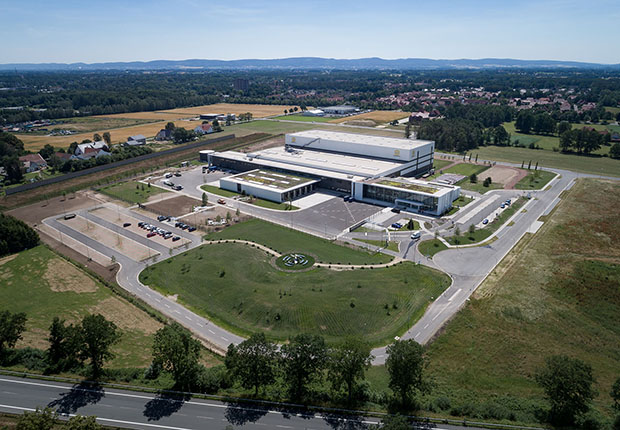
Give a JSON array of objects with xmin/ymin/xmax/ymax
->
[{"xmin": 1, "ymin": 0, "xmax": 619, "ymax": 64}]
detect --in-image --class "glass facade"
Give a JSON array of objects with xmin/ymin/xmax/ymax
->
[{"xmin": 363, "ymin": 184, "xmax": 438, "ymax": 212}]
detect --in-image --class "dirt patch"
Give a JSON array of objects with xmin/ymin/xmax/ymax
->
[
  {"xmin": 330, "ymin": 110, "xmax": 409, "ymax": 124},
  {"xmin": 480, "ymin": 165, "xmax": 526, "ymax": 187},
  {"xmin": 342, "ymin": 119, "xmax": 377, "ymax": 127},
  {"xmin": 0, "ymin": 254, "xmax": 18, "ymax": 266},
  {"xmin": 7, "ymin": 191, "xmax": 101, "ymax": 226},
  {"xmin": 89, "ymin": 296, "xmax": 162, "ymax": 334},
  {"xmin": 44, "ymin": 257, "xmax": 99, "ymax": 293},
  {"xmin": 143, "ymin": 195, "xmax": 203, "ymax": 218},
  {"xmin": 239, "ymin": 135, "xmax": 284, "ymax": 153}
]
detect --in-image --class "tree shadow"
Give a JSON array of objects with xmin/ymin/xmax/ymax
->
[
  {"xmin": 322, "ymin": 412, "xmax": 370, "ymax": 430},
  {"xmin": 224, "ymin": 401, "xmax": 269, "ymax": 426},
  {"xmin": 48, "ymin": 382, "xmax": 104, "ymax": 414},
  {"xmin": 143, "ymin": 392, "xmax": 188, "ymax": 421}
]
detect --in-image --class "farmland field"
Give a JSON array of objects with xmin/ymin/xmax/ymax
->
[
  {"xmin": 158, "ymin": 103, "xmax": 298, "ymax": 118},
  {"xmin": 140, "ymin": 242, "xmax": 450, "ymax": 345},
  {"xmin": 204, "ymin": 218, "xmax": 392, "ymax": 265},
  {"xmin": 330, "ymin": 110, "xmax": 410, "ymax": 124},
  {"xmin": 423, "ymin": 178, "xmax": 620, "ymax": 423},
  {"xmin": 273, "ymin": 114, "xmax": 334, "ymax": 122}
]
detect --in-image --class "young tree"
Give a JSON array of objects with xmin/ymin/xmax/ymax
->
[
  {"xmin": 39, "ymin": 144, "xmax": 55, "ymax": 160},
  {"xmin": 327, "ymin": 339, "xmax": 372, "ymax": 404},
  {"xmin": 405, "ymin": 123, "xmax": 411, "ymax": 139},
  {"xmin": 16, "ymin": 407, "xmax": 56, "ymax": 430},
  {"xmin": 79, "ymin": 314, "xmax": 121, "ymax": 377},
  {"xmin": 610, "ymin": 143, "xmax": 620, "ymax": 159},
  {"xmin": 280, "ymin": 334, "xmax": 327, "ymax": 400},
  {"xmin": 386, "ymin": 340, "xmax": 426, "ymax": 406},
  {"xmin": 557, "ymin": 121, "xmax": 571, "ymax": 135},
  {"xmin": 102, "ymin": 132, "xmax": 111, "ymax": 146},
  {"xmin": 469, "ymin": 173, "xmax": 477, "ymax": 183},
  {"xmin": 535, "ymin": 355, "xmax": 597, "ymax": 427},
  {"xmin": 66, "ymin": 415, "xmax": 102, "ymax": 430},
  {"xmin": 483, "ymin": 177, "xmax": 492, "ymax": 187},
  {"xmin": 152, "ymin": 323, "xmax": 201, "ymax": 390},
  {"xmin": 226, "ymin": 211, "xmax": 232, "ymax": 222},
  {"xmin": 202, "ymin": 192, "xmax": 208, "ymax": 206},
  {"xmin": 468, "ymin": 224, "xmax": 475, "ymax": 237},
  {"xmin": 165, "ymin": 122, "xmax": 176, "ymax": 131},
  {"xmin": 93, "ymin": 133, "xmax": 102, "ymax": 142},
  {"xmin": 225, "ymin": 333, "xmax": 278, "ymax": 396},
  {"xmin": 406, "ymin": 219, "xmax": 414, "ymax": 230},
  {"xmin": 0, "ymin": 310, "xmax": 27, "ymax": 358}
]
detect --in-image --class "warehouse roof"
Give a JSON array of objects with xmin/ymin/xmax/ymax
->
[{"xmin": 288, "ymin": 130, "xmax": 433, "ymax": 151}]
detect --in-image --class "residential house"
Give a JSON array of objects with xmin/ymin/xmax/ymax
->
[
  {"xmin": 76, "ymin": 147, "xmax": 111, "ymax": 160},
  {"xmin": 194, "ymin": 123, "xmax": 213, "ymax": 135},
  {"xmin": 155, "ymin": 129, "xmax": 173, "ymax": 141},
  {"xmin": 54, "ymin": 152, "xmax": 74, "ymax": 162},
  {"xmin": 19, "ymin": 153, "xmax": 47, "ymax": 173},
  {"xmin": 75, "ymin": 141, "xmax": 108, "ymax": 156}
]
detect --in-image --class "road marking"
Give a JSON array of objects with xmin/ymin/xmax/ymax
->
[
  {"xmin": 415, "ymin": 332, "xmax": 421, "ymax": 338},
  {"xmin": 423, "ymin": 324, "xmax": 429, "ymax": 329},
  {"xmin": 185, "ymin": 316, "xmax": 192, "ymax": 321},
  {"xmin": 164, "ymin": 303, "xmax": 171, "ymax": 308},
  {"xmin": 0, "ymin": 404, "xmax": 195, "ymax": 430},
  {"xmin": 431, "ymin": 309, "xmax": 443, "ymax": 321},
  {"xmin": 221, "ymin": 336, "xmax": 229, "ymax": 342},
  {"xmin": 208, "ymin": 329, "xmax": 215, "ymax": 334},
  {"xmin": 447, "ymin": 288, "xmax": 462, "ymax": 302}
]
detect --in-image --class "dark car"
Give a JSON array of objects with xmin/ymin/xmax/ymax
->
[
  {"xmin": 391, "ymin": 208, "xmax": 401, "ymax": 214},
  {"xmin": 146, "ymin": 232, "xmax": 156, "ymax": 238},
  {"xmin": 188, "ymin": 226, "xmax": 196, "ymax": 232},
  {"xmin": 122, "ymin": 222, "xmax": 131, "ymax": 228},
  {"xmin": 157, "ymin": 215, "xmax": 165, "ymax": 221},
  {"xmin": 174, "ymin": 172, "xmax": 181, "ymax": 177},
  {"xmin": 218, "ymin": 198, "xmax": 226, "ymax": 204},
  {"xmin": 391, "ymin": 222, "xmax": 403, "ymax": 229},
  {"xmin": 172, "ymin": 236, "xmax": 181, "ymax": 242},
  {"xmin": 482, "ymin": 219, "xmax": 489, "ymax": 225},
  {"xmin": 174, "ymin": 185, "xmax": 183, "ymax": 191}
]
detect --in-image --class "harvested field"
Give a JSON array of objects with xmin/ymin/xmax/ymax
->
[
  {"xmin": 342, "ymin": 119, "xmax": 377, "ymax": 127},
  {"xmin": 94, "ymin": 111, "xmax": 192, "ymax": 121},
  {"xmin": 6, "ymin": 192, "xmax": 102, "ymax": 226},
  {"xmin": 159, "ymin": 103, "xmax": 298, "ymax": 118},
  {"xmin": 90, "ymin": 206, "xmax": 191, "ymax": 249},
  {"xmin": 18, "ymin": 119, "xmax": 196, "ymax": 151},
  {"xmin": 330, "ymin": 110, "xmax": 409, "ymax": 124},
  {"xmin": 480, "ymin": 165, "xmax": 527, "ymax": 187},
  {"xmin": 89, "ymin": 296, "xmax": 161, "ymax": 334},
  {"xmin": 143, "ymin": 194, "xmax": 203, "ymax": 218},
  {"xmin": 59, "ymin": 215, "xmax": 156, "ymax": 261},
  {"xmin": 44, "ymin": 257, "xmax": 99, "ymax": 293}
]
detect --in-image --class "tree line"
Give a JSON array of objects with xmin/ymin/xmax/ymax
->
[{"xmin": 0, "ymin": 214, "xmax": 39, "ymax": 257}]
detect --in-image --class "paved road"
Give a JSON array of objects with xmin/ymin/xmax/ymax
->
[{"xmin": 0, "ymin": 375, "xmax": 492, "ymax": 430}]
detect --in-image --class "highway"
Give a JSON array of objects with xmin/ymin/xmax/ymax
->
[{"xmin": 0, "ymin": 375, "xmax": 487, "ymax": 430}]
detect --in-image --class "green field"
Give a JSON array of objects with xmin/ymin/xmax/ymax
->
[
  {"xmin": 466, "ymin": 145, "xmax": 620, "ymax": 177},
  {"xmin": 273, "ymin": 114, "xmax": 334, "ymax": 122},
  {"xmin": 140, "ymin": 242, "xmax": 450, "ymax": 345},
  {"xmin": 0, "ymin": 246, "xmax": 159, "ymax": 368},
  {"xmin": 432, "ymin": 159, "xmax": 453, "ymax": 171},
  {"xmin": 205, "ymin": 218, "xmax": 392, "ymax": 265},
  {"xmin": 514, "ymin": 169, "xmax": 556, "ymax": 190},
  {"xmin": 423, "ymin": 178, "xmax": 620, "ymax": 424},
  {"xmin": 200, "ymin": 185, "xmax": 298, "ymax": 210},
  {"xmin": 428, "ymin": 162, "xmax": 490, "ymax": 181},
  {"xmin": 98, "ymin": 181, "xmax": 169, "ymax": 204},
  {"xmin": 417, "ymin": 239, "xmax": 448, "ymax": 258}
]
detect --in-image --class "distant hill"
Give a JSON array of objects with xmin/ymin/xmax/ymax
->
[{"xmin": 1, "ymin": 57, "xmax": 619, "ymax": 71}]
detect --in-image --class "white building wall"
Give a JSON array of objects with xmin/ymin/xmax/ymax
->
[{"xmin": 219, "ymin": 178, "xmax": 284, "ymax": 203}]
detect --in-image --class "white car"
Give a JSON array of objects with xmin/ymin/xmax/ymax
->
[{"xmin": 410, "ymin": 231, "xmax": 421, "ymax": 240}]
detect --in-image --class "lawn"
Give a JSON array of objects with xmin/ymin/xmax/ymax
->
[
  {"xmin": 423, "ymin": 178, "xmax": 620, "ymax": 424},
  {"xmin": 466, "ymin": 145, "xmax": 620, "ymax": 177},
  {"xmin": 0, "ymin": 245, "xmax": 161, "ymax": 369},
  {"xmin": 200, "ymin": 185, "xmax": 298, "ymax": 210},
  {"xmin": 417, "ymin": 239, "xmax": 448, "ymax": 258},
  {"xmin": 432, "ymin": 159, "xmax": 453, "ymax": 171},
  {"xmin": 427, "ymin": 162, "xmax": 490, "ymax": 180},
  {"xmin": 205, "ymin": 218, "xmax": 392, "ymax": 265},
  {"xmin": 98, "ymin": 181, "xmax": 169, "ymax": 204},
  {"xmin": 514, "ymin": 169, "xmax": 556, "ymax": 190},
  {"xmin": 451, "ymin": 195, "xmax": 474, "ymax": 208},
  {"xmin": 273, "ymin": 114, "xmax": 334, "ymax": 122},
  {"xmin": 139, "ymin": 242, "xmax": 450, "ymax": 345},
  {"xmin": 458, "ymin": 178, "xmax": 504, "ymax": 194}
]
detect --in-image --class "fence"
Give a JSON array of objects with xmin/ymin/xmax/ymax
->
[{"xmin": 5, "ymin": 134, "xmax": 235, "ymax": 195}]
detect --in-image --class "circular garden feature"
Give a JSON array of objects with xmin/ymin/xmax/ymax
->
[{"xmin": 275, "ymin": 253, "xmax": 315, "ymax": 271}]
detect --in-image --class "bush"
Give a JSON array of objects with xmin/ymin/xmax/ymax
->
[
  {"xmin": 0, "ymin": 214, "xmax": 39, "ymax": 257},
  {"xmin": 196, "ymin": 365, "xmax": 231, "ymax": 393},
  {"xmin": 7, "ymin": 347, "xmax": 47, "ymax": 371}
]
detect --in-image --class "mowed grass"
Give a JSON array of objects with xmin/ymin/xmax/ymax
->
[
  {"xmin": 205, "ymin": 218, "xmax": 392, "ymax": 265},
  {"xmin": 423, "ymin": 178, "xmax": 620, "ymax": 422},
  {"xmin": 0, "ymin": 245, "xmax": 161, "ymax": 368},
  {"xmin": 514, "ymin": 169, "xmax": 556, "ymax": 190},
  {"xmin": 330, "ymin": 110, "xmax": 410, "ymax": 124},
  {"xmin": 273, "ymin": 114, "xmax": 334, "ymax": 122},
  {"xmin": 200, "ymin": 185, "xmax": 298, "ymax": 211},
  {"xmin": 468, "ymin": 145, "xmax": 620, "ymax": 177},
  {"xmin": 417, "ymin": 239, "xmax": 447, "ymax": 258},
  {"xmin": 140, "ymin": 242, "xmax": 450, "ymax": 345},
  {"xmin": 432, "ymin": 159, "xmax": 453, "ymax": 171},
  {"xmin": 99, "ymin": 181, "xmax": 169, "ymax": 204},
  {"xmin": 427, "ymin": 162, "xmax": 489, "ymax": 180}
]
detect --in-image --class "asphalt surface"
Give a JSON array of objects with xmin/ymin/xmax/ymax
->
[{"xmin": 0, "ymin": 375, "xmax": 492, "ymax": 430}]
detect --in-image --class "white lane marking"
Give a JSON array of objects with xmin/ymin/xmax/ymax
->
[
  {"xmin": 0, "ymin": 404, "xmax": 195, "ymax": 430},
  {"xmin": 447, "ymin": 288, "xmax": 462, "ymax": 302},
  {"xmin": 423, "ymin": 324, "xmax": 429, "ymax": 329},
  {"xmin": 164, "ymin": 303, "xmax": 171, "ymax": 308},
  {"xmin": 185, "ymin": 316, "xmax": 192, "ymax": 321},
  {"xmin": 221, "ymin": 337, "xmax": 229, "ymax": 342},
  {"xmin": 415, "ymin": 332, "xmax": 421, "ymax": 338},
  {"xmin": 208, "ymin": 329, "xmax": 215, "ymax": 334},
  {"xmin": 431, "ymin": 309, "xmax": 443, "ymax": 321}
]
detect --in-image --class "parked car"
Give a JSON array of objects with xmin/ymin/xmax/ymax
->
[
  {"xmin": 391, "ymin": 222, "xmax": 403, "ymax": 229},
  {"xmin": 165, "ymin": 173, "xmax": 173, "ymax": 178},
  {"xmin": 174, "ymin": 185, "xmax": 183, "ymax": 191},
  {"xmin": 482, "ymin": 219, "xmax": 489, "ymax": 225},
  {"xmin": 122, "ymin": 222, "xmax": 131, "ymax": 228},
  {"xmin": 505, "ymin": 199, "xmax": 511, "ymax": 205},
  {"xmin": 64, "ymin": 213, "xmax": 76, "ymax": 220},
  {"xmin": 410, "ymin": 231, "xmax": 421, "ymax": 240},
  {"xmin": 500, "ymin": 204, "xmax": 506, "ymax": 209},
  {"xmin": 391, "ymin": 208, "xmax": 401, "ymax": 213},
  {"xmin": 163, "ymin": 180, "xmax": 172, "ymax": 186},
  {"xmin": 146, "ymin": 232, "xmax": 156, "ymax": 238},
  {"xmin": 172, "ymin": 236, "xmax": 181, "ymax": 242},
  {"xmin": 174, "ymin": 172, "xmax": 181, "ymax": 177},
  {"xmin": 157, "ymin": 215, "xmax": 166, "ymax": 221},
  {"xmin": 218, "ymin": 198, "xmax": 226, "ymax": 204},
  {"xmin": 188, "ymin": 226, "xmax": 196, "ymax": 232}
]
